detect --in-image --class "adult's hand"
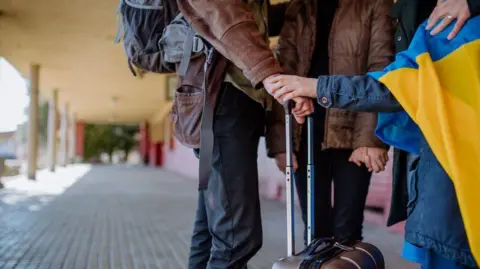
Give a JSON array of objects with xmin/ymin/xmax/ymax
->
[
  {"xmin": 267, "ymin": 75, "xmax": 318, "ymax": 103},
  {"xmin": 275, "ymin": 152, "xmax": 299, "ymax": 174},
  {"xmin": 263, "ymin": 74, "xmax": 281, "ymax": 95},
  {"xmin": 426, "ymin": 0, "xmax": 471, "ymax": 40},
  {"xmin": 264, "ymin": 75, "xmax": 314, "ymax": 124}
]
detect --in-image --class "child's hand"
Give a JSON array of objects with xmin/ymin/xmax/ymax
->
[
  {"xmin": 364, "ymin": 147, "xmax": 389, "ymax": 173},
  {"xmin": 292, "ymin": 97, "xmax": 314, "ymax": 124},
  {"xmin": 349, "ymin": 147, "xmax": 389, "ymax": 173},
  {"xmin": 265, "ymin": 75, "xmax": 318, "ymax": 103},
  {"xmin": 349, "ymin": 147, "xmax": 364, "ymax": 167}
]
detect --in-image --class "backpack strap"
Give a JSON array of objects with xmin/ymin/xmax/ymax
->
[
  {"xmin": 175, "ymin": 13, "xmax": 207, "ymax": 76},
  {"xmin": 177, "ymin": 25, "xmax": 196, "ymax": 76},
  {"xmin": 198, "ymin": 49, "xmax": 215, "ymax": 189},
  {"xmin": 198, "ymin": 49, "xmax": 228, "ymax": 190}
]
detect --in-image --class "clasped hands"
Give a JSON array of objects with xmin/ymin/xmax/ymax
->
[
  {"xmin": 263, "ymin": 74, "xmax": 319, "ymax": 123},
  {"xmin": 274, "ymin": 145, "xmax": 388, "ymax": 174},
  {"xmin": 263, "ymin": 74, "xmax": 388, "ymax": 173}
]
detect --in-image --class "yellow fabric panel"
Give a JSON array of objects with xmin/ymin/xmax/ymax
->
[{"xmin": 379, "ymin": 40, "xmax": 480, "ymax": 262}]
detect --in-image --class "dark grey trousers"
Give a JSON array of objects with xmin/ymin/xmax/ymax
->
[{"xmin": 188, "ymin": 83, "xmax": 265, "ymax": 269}]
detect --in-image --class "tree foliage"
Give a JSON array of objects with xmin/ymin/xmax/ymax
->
[
  {"xmin": 83, "ymin": 124, "xmax": 138, "ymax": 162},
  {"xmin": 38, "ymin": 102, "xmax": 49, "ymax": 143},
  {"xmin": 17, "ymin": 101, "xmax": 49, "ymax": 145}
]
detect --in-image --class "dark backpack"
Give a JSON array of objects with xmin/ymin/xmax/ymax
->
[
  {"xmin": 115, "ymin": 0, "xmax": 206, "ymax": 76},
  {"xmin": 114, "ymin": 0, "xmax": 239, "ymax": 189}
]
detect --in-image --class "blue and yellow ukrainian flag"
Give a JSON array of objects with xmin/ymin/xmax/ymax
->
[{"xmin": 369, "ymin": 16, "xmax": 480, "ymax": 262}]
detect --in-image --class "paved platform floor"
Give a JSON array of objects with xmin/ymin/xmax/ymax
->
[{"xmin": 0, "ymin": 165, "xmax": 417, "ymax": 269}]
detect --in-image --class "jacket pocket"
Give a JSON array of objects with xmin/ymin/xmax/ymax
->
[{"xmin": 172, "ymin": 84, "xmax": 203, "ymax": 149}]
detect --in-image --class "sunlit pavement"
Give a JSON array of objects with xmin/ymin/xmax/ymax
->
[{"xmin": 0, "ymin": 165, "xmax": 417, "ymax": 269}]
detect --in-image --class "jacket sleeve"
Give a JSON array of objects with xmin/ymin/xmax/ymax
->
[
  {"xmin": 353, "ymin": 0, "xmax": 394, "ymax": 149},
  {"xmin": 274, "ymin": 2, "xmax": 300, "ymax": 75},
  {"xmin": 264, "ymin": 1, "xmax": 302, "ymax": 158},
  {"xmin": 268, "ymin": 1, "xmax": 289, "ymax": 37},
  {"xmin": 468, "ymin": 0, "xmax": 480, "ymax": 16},
  {"xmin": 178, "ymin": 0, "xmax": 282, "ymax": 87},
  {"xmin": 316, "ymin": 75, "xmax": 403, "ymax": 112},
  {"xmin": 264, "ymin": 1, "xmax": 293, "ymax": 158}
]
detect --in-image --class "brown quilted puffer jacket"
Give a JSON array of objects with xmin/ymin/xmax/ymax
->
[{"xmin": 275, "ymin": 0, "xmax": 394, "ymax": 151}]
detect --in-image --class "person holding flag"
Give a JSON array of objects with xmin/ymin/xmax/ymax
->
[{"xmin": 265, "ymin": 11, "xmax": 480, "ymax": 269}]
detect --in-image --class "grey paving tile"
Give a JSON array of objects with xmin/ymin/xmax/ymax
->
[{"xmin": 0, "ymin": 165, "xmax": 417, "ymax": 269}]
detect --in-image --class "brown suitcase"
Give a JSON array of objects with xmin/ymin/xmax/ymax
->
[{"xmin": 272, "ymin": 101, "xmax": 385, "ymax": 269}]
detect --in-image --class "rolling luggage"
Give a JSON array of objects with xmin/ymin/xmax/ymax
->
[{"xmin": 272, "ymin": 101, "xmax": 385, "ymax": 269}]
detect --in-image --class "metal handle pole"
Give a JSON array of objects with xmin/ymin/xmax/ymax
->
[
  {"xmin": 306, "ymin": 115, "xmax": 314, "ymax": 245},
  {"xmin": 284, "ymin": 101, "xmax": 295, "ymax": 256}
]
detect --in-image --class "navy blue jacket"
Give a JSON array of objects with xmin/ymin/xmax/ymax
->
[
  {"xmin": 385, "ymin": 0, "xmax": 480, "ymax": 229},
  {"xmin": 314, "ymin": 75, "xmax": 476, "ymax": 267}
]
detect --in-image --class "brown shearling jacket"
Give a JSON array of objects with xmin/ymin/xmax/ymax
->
[{"xmin": 275, "ymin": 0, "xmax": 394, "ymax": 152}]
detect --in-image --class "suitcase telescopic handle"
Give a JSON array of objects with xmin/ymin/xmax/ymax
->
[
  {"xmin": 283, "ymin": 100, "xmax": 315, "ymax": 256},
  {"xmin": 283, "ymin": 100, "xmax": 296, "ymax": 256},
  {"xmin": 306, "ymin": 115, "xmax": 314, "ymax": 245}
]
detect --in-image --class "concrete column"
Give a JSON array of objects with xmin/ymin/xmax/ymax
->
[
  {"xmin": 27, "ymin": 64, "xmax": 40, "ymax": 180},
  {"xmin": 68, "ymin": 113, "xmax": 76, "ymax": 163},
  {"xmin": 47, "ymin": 89, "xmax": 59, "ymax": 172},
  {"xmin": 60, "ymin": 103, "xmax": 69, "ymax": 167}
]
